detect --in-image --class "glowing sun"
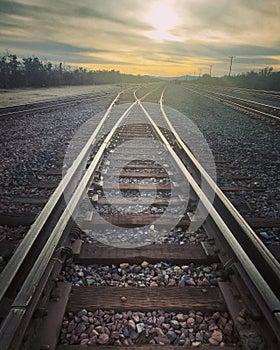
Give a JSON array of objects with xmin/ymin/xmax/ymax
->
[{"xmin": 145, "ymin": 3, "xmax": 182, "ymax": 42}]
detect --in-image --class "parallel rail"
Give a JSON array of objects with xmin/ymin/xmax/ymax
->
[
  {"xmin": 0, "ymin": 86, "xmax": 279, "ymax": 349},
  {"xmin": 183, "ymin": 85, "xmax": 280, "ymax": 121},
  {"xmin": 0, "ymin": 92, "xmax": 113, "ymax": 118},
  {"xmin": 159, "ymin": 89, "xmax": 280, "ymax": 336},
  {"xmin": 221, "ymin": 86, "xmax": 280, "ymax": 102},
  {"xmin": 0, "ymin": 88, "xmax": 156, "ymax": 349},
  {"xmin": 0, "ymin": 91, "xmax": 123, "ymax": 302}
]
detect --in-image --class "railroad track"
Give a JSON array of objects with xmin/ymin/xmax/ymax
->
[
  {"xmin": 213, "ymin": 86, "xmax": 280, "ymax": 103},
  {"xmin": 0, "ymin": 86, "xmax": 279, "ymax": 350},
  {"xmin": 0, "ymin": 92, "xmax": 114, "ymax": 118},
  {"xmin": 183, "ymin": 85, "xmax": 280, "ymax": 121}
]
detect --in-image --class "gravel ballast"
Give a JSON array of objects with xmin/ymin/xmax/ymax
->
[
  {"xmin": 0, "ymin": 90, "xmax": 119, "ymax": 215},
  {"xmin": 60, "ymin": 262, "xmax": 224, "ymax": 287},
  {"xmin": 59, "ymin": 308, "xmax": 237, "ymax": 346}
]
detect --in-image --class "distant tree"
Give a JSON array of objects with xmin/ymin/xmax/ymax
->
[
  {"xmin": 0, "ymin": 55, "xmax": 8, "ymax": 88},
  {"xmin": 0, "ymin": 53, "xmax": 158, "ymax": 88},
  {"xmin": 260, "ymin": 67, "xmax": 273, "ymax": 77},
  {"xmin": 195, "ymin": 66, "xmax": 280, "ymax": 91}
]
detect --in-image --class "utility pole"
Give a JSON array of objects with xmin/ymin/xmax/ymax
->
[
  {"xmin": 209, "ymin": 64, "xmax": 212, "ymax": 77},
  {"xmin": 228, "ymin": 56, "xmax": 235, "ymax": 76}
]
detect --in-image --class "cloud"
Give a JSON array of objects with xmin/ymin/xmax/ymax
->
[
  {"xmin": 0, "ymin": 0, "xmax": 44, "ymax": 16},
  {"xmin": 0, "ymin": 40, "xmax": 103, "ymax": 54},
  {"xmin": 0, "ymin": 0, "xmax": 280, "ymax": 76}
]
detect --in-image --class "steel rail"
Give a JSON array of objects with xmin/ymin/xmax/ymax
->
[
  {"xmin": 1, "ymin": 85, "xmax": 278, "ymax": 348},
  {"xmin": 231, "ymin": 87, "xmax": 280, "ymax": 98},
  {"xmin": 160, "ymin": 87, "xmax": 280, "ymax": 284},
  {"xmin": 1, "ymin": 92, "xmax": 106, "ymax": 109},
  {"xmin": 0, "ymin": 91, "xmax": 123, "ymax": 302},
  {"xmin": 0, "ymin": 89, "xmax": 155, "ymax": 350},
  {"xmin": 183, "ymin": 86, "xmax": 280, "ymax": 121},
  {"xmin": 137, "ymin": 93, "xmax": 280, "ymax": 337},
  {"xmin": 0, "ymin": 93, "xmax": 112, "ymax": 118},
  {"xmin": 208, "ymin": 86, "xmax": 280, "ymax": 100},
  {"xmin": 208, "ymin": 89, "xmax": 280, "ymax": 112},
  {"xmin": 157, "ymin": 89, "xmax": 280, "ymax": 336},
  {"xmin": 160, "ymin": 88, "xmax": 280, "ymax": 279},
  {"xmin": 216, "ymin": 91, "xmax": 280, "ymax": 109},
  {"xmin": 222, "ymin": 98, "xmax": 280, "ymax": 120}
]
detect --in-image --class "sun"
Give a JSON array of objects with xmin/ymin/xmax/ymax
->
[{"xmin": 145, "ymin": 2, "xmax": 182, "ymax": 42}]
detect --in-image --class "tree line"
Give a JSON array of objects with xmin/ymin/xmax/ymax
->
[
  {"xmin": 0, "ymin": 54, "xmax": 155, "ymax": 89},
  {"xmin": 197, "ymin": 67, "xmax": 280, "ymax": 91}
]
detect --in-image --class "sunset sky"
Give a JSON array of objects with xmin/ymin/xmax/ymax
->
[{"xmin": 1, "ymin": 0, "xmax": 280, "ymax": 77}]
